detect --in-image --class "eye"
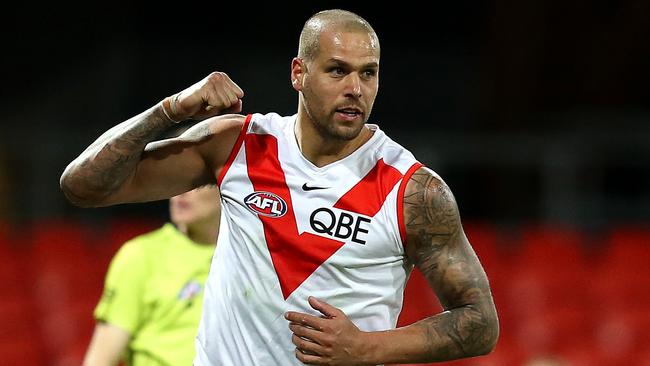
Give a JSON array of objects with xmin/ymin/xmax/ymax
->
[
  {"xmin": 329, "ymin": 67, "xmax": 346, "ymax": 76},
  {"xmin": 361, "ymin": 69, "xmax": 377, "ymax": 79}
]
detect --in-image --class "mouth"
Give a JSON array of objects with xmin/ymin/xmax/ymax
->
[{"xmin": 335, "ymin": 107, "xmax": 363, "ymax": 119}]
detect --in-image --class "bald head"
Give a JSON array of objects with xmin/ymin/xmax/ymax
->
[{"xmin": 298, "ymin": 9, "xmax": 380, "ymax": 62}]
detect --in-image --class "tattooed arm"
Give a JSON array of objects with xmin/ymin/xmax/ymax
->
[
  {"xmin": 284, "ymin": 167, "xmax": 498, "ymax": 365},
  {"xmin": 60, "ymin": 72, "xmax": 244, "ymax": 207},
  {"xmin": 363, "ymin": 167, "xmax": 499, "ymax": 363}
]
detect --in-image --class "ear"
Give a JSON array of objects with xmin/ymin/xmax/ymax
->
[{"xmin": 290, "ymin": 57, "xmax": 305, "ymax": 91}]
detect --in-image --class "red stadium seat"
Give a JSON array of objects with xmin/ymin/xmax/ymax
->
[
  {"xmin": 0, "ymin": 223, "xmax": 27, "ymax": 296},
  {"xmin": 600, "ymin": 224, "xmax": 650, "ymax": 274},
  {"xmin": 0, "ymin": 296, "xmax": 38, "ymax": 342},
  {"xmin": 0, "ymin": 338, "xmax": 44, "ymax": 366},
  {"xmin": 594, "ymin": 225, "xmax": 650, "ymax": 317},
  {"xmin": 93, "ymin": 217, "xmax": 162, "ymax": 271},
  {"xmin": 40, "ymin": 298, "xmax": 96, "ymax": 362},
  {"xmin": 27, "ymin": 219, "xmax": 101, "ymax": 305},
  {"xmin": 463, "ymin": 221, "xmax": 501, "ymax": 270},
  {"xmin": 28, "ymin": 220, "xmax": 97, "ymax": 282},
  {"xmin": 516, "ymin": 224, "xmax": 589, "ymax": 273},
  {"xmin": 106, "ymin": 217, "xmax": 162, "ymax": 252}
]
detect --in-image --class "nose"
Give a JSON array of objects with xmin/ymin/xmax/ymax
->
[{"xmin": 344, "ymin": 73, "xmax": 362, "ymax": 99}]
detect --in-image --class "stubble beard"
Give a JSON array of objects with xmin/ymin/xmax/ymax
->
[
  {"xmin": 301, "ymin": 87, "xmax": 369, "ymax": 141},
  {"xmin": 312, "ymin": 114, "xmax": 365, "ymax": 141}
]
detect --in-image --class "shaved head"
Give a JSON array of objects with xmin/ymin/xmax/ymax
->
[{"xmin": 298, "ymin": 9, "xmax": 380, "ymax": 61}]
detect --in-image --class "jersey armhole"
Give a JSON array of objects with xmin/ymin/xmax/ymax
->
[
  {"xmin": 397, "ymin": 162, "xmax": 424, "ymax": 248},
  {"xmin": 216, "ymin": 114, "xmax": 253, "ymax": 187}
]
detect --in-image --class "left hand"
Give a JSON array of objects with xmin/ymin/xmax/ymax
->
[{"xmin": 285, "ymin": 296, "xmax": 369, "ymax": 365}]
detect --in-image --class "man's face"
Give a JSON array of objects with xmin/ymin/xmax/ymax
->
[
  {"xmin": 295, "ymin": 28, "xmax": 380, "ymax": 141},
  {"xmin": 169, "ymin": 186, "xmax": 220, "ymax": 227}
]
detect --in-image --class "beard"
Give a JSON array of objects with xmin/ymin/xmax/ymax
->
[
  {"xmin": 310, "ymin": 113, "xmax": 366, "ymax": 141},
  {"xmin": 301, "ymin": 95, "xmax": 370, "ymax": 141}
]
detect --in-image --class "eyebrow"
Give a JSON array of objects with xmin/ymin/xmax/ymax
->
[{"xmin": 325, "ymin": 58, "xmax": 379, "ymax": 69}]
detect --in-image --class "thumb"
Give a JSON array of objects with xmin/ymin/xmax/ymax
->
[{"xmin": 308, "ymin": 296, "xmax": 340, "ymax": 318}]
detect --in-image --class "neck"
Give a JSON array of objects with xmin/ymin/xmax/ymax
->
[
  {"xmin": 295, "ymin": 110, "xmax": 372, "ymax": 167},
  {"xmin": 176, "ymin": 220, "xmax": 219, "ymax": 246}
]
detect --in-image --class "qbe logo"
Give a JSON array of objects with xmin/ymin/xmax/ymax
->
[
  {"xmin": 244, "ymin": 191, "xmax": 288, "ymax": 218},
  {"xmin": 310, "ymin": 208, "xmax": 371, "ymax": 245}
]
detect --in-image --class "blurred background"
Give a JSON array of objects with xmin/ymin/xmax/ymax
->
[{"xmin": 1, "ymin": 1, "xmax": 649, "ymax": 365}]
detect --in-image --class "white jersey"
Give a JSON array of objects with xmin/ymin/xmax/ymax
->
[{"xmin": 195, "ymin": 113, "xmax": 423, "ymax": 365}]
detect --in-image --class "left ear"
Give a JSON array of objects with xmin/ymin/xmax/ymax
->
[{"xmin": 290, "ymin": 57, "xmax": 304, "ymax": 91}]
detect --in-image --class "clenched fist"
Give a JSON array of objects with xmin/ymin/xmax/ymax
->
[{"xmin": 163, "ymin": 72, "xmax": 244, "ymax": 122}]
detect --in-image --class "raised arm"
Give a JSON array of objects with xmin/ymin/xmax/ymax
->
[{"xmin": 60, "ymin": 72, "xmax": 245, "ymax": 207}]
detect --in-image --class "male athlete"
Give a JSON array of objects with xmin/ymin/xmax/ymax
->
[{"xmin": 61, "ymin": 9, "xmax": 498, "ymax": 365}]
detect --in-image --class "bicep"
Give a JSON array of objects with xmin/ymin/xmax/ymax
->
[
  {"xmin": 83, "ymin": 323, "xmax": 130, "ymax": 366},
  {"xmin": 107, "ymin": 115, "xmax": 244, "ymax": 205},
  {"xmin": 403, "ymin": 168, "xmax": 491, "ymax": 309}
]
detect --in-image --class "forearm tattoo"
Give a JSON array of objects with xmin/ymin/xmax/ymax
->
[
  {"xmin": 62, "ymin": 105, "xmax": 174, "ymax": 203},
  {"xmin": 404, "ymin": 169, "xmax": 498, "ymax": 360}
]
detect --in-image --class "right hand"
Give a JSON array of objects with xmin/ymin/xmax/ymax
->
[{"xmin": 167, "ymin": 72, "xmax": 244, "ymax": 121}]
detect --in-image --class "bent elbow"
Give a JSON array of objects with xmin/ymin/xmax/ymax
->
[
  {"xmin": 60, "ymin": 174, "xmax": 91, "ymax": 208},
  {"xmin": 476, "ymin": 309, "xmax": 500, "ymax": 356},
  {"xmin": 59, "ymin": 167, "xmax": 105, "ymax": 208}
]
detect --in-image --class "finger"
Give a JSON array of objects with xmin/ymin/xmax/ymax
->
[
  {"xmin": 222, "ymin": 87, "xmax": 240, "ymax": 108},
  {"xmin": 205, "ymin": 82, "xmax": 234, "ymax": 111},
  {"xmin": 203, "ymin": 72, "xmax": 238, "ymax": 111},
  {"xmin": 213, "ymin": 74, "xmax": 243, "ymax": 107},
  {"xmin": 291, "ymin": 334, "xmax": 326, "ymax": 355},
  {"xmin": 223, "ymin": 99, "xmax": 243, "ymax": 114},
  {"xmin": 289, "ymin": 322, "xmax": 324, "ymax": 343},
  {"xmin": 308, "ymin": 296, "xmax": 341, "ymax": 318},
  {"xmin": 295, "ymin": 348, "xmax": 324, "ymax": 365},
  {"xmin": 204, "ymin": 91, "xmax": 227, "ymax": 113},
  {"xmin": 214, "ymin": 83, "xmax": 238, "ymax": 109},
  {"xmin": 285, "ymin": 311, "xmax": 326, "ymax": 330},
  {"xmin": 223, "ymin": 76, "xmax": 245, "ymax": 99}
]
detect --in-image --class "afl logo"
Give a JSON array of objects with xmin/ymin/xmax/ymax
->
[{"xmin": 244, "ymin": 191, "xmax": 288, "ymax": 218}]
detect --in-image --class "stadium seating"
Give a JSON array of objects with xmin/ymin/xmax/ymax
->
[{"xmin": 0, "ymin": 220, "xmax": 648, "ymax": 365}]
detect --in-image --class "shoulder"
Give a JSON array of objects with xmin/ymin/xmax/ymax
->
[
  {"xmin": 404, "ymin": 167, "xmax": 451, "ymax": 199},
  {"xmin": 403, "ymin": 167, "xmax": 460, "ymax": 238},
  {"xmin": 195, "ymin": 112, "xmax": 291, "ymax": 137}
]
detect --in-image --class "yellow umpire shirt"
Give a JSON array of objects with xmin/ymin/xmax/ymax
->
[{"xmin": 94, "ymin": 223, "xmax": 216, "ymax": 366}]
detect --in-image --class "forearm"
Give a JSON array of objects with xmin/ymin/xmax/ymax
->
[
  {"xmin": 364, "ymin": 304, "xmax": 498, "ymax": 364},
  {"xmin": 60, "ymin": 102, "xmax": 174, "ymax": 207},
  {"xmin": 83, "ymin": 323, "xmax": 130, "ymax": 366}
]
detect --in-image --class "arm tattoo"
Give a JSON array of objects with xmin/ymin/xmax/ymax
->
[
  {"xmin": 404, "ymin": 169, "xmax": 499, "ymax": 360},
  {"xmin": 61, "ymin": 104, "xmax": 175, "ymax": 206}
]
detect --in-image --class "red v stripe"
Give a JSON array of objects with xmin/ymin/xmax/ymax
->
[
  {"xmin": 246, "ymin": 135, "xmax": 407, "ymax": 299},
  {"xmin": 245, "ymin": 133, "xmax": 344, "ymax": 300},
  {"xmin": 334, "ymin": 158, "xmax": 403, "ymax": 217}
]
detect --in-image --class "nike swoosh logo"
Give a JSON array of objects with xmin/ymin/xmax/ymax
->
[{"xmin": 302, "ymin": 183, "xmax": 329, "ymax": 191}]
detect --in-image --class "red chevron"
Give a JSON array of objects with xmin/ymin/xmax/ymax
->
[{"xmin": 245, "ymin": 133, "xmax": 403, "ymax": 299}]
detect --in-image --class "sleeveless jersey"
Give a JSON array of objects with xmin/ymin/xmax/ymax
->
[{"xmin": 195, "ymin": 113, "xmax": 423, "ymax": 365}]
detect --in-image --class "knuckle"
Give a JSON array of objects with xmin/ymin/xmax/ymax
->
[
  {"xmin": 208, "ymin": 72, "xmax": 226, "ymax": 82},
  {"xmin": 323, "ymin": 334, "xmax": 335, "ymax": 346}
]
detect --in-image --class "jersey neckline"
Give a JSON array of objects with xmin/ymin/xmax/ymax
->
[{"xmin": 284, "ymin": 114, "xmax": 385, "ymax": 174}]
